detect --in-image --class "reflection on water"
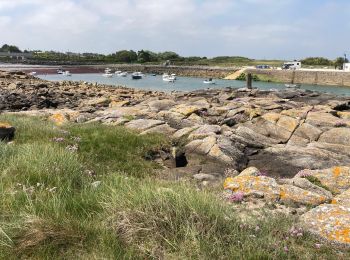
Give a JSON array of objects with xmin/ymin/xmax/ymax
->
[{"xmin": 38, "ymin": 73, "xmax": 350, "ymax": 96}]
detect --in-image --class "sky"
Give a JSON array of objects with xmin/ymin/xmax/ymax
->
[{"xmin": 0, "ymin": 0, "xmax": 349, "ymax": 59}]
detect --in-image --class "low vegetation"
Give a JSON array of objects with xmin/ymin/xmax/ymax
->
[{"xmin": 0, "ymin": 115, "xmax": 349, "ymax": 259}]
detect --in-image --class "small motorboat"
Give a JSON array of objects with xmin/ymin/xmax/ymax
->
[
  {"xmin": 29, "ymin": 71, "xmax": 37, "ymax": 76},
  {"xmin": 115, "ymin": 70, "xmax": 122, "ymax": 74},
  {"xmin": 63, "ymin": 71, "xmax": 72, "ymax": 76},
  {"xmin": 131, "ymin": 72, "xmax": 143, "ymax": 79},
  {"xmin": 102, "ymin": 73, "xmax": 113, "ymax": 78},
  {"xmin": 116, "ymin": 71, "xmax": 128, "ymax": 77},
  {"xmin": 163, "ymin": 76, "xmax": 176, "ymax": 82},
  {"xmin": 285, "ymin": 84, "xmax": 301, "ymax": 89},
  {"xmin": 105, "ymin": 68, "xmax": 112, "ymax": 73},
  {"xmin": 203, "ymin": 78, "xmax": 215, "ymax": 84},
  {"xmin": 57, "ymin": 69, "xmax": 64, "ymax": 74},
  {"xmin": 163, "ymin": 74, "xmax": 176, "ymax": 82}
]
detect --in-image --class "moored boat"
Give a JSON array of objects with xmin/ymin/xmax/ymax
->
[
  {"xmin": 63, "ymin": 71, "xmax": 72, "ymax": 76},
  {"xmin": 285, "ymin": 84, "xmax": 301, "ymax": 88},
  {"xmin": 102, "ymin": 73, "xmax": 113, "ymax": 78},
  {"xmin": 162, "ymin": 74, "xmax": 176, "ymax": 82},
  {"xmin": 131, "ymin": 72, "xmax": 143, "ymax": 79},
  {"xmin": 203, "ymin": 78, "xmax": 215, "ymax": 84},
  {"xmin": 116, "ymin": 71, "xmax": 128, "ymax": 77}
]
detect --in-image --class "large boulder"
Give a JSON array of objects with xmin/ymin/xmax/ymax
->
[
  {"xmin": 0, "ymin": 122, "xmax": 15, "ymax": 141},
  {"xmin": 248, "ymin": 145, "xmax": 350, "ymax": 178},
  {"xmin": 300, "ymin": 203, "xmax": 350, "ymax": 247},
  {"xmin": 224, "ymin": 175, "xmax": 281, "ymax": 201},
  {"xmin": 306, "ymin": 112, "xmax": 340, "ymax": 128},
  {"xmin": 279, "ymin": 184, "xmax": 330, "ymax": 206},
  {"xmin": 288, "ymin": 123, "xmax": 322, "ymax": 146},
  {"xmin": 318, "ymin": 128, "xmax": 350, "ymax": 146},
  {"xmin": 148, "ymin": 99, "xmax": 176, "ymax": 112},
  {"xmin": 188, "ymin": 124, "xmax": 221, "ymax": 140},
  {"xmin": 298, "ymin": 167, "xmax": 350, "ymax": 194}
]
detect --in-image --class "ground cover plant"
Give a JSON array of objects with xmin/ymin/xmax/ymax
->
[{"xmin": 0, "ymin": 115, "xmax": 349, "ymax": 259}]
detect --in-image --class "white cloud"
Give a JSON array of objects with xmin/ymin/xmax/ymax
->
[{"xmin": 0, "ymin": 0, "xmax": 348, "ymax": 58}]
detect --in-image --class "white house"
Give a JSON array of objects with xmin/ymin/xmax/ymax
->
[{"xmin": 344, "ymin": 63, "xmax": 350, "ymax": 72}]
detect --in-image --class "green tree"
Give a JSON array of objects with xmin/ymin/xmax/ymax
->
[
  {"xmin": 158, "ymin": 51, "xmax": 180, "ymax": 61},
  {"xmin": 137, "ymin": 50, "xmax": 158, "ymax": 63},
  {"xmin": 334, "ymin": 57, "xmax": 348, "ymax": 69},
  {"xmin": 114, "ymin": 50, "xmax": 137, "ymax": 63},
  {"xmin": 0, "ymin": 44, "xmax": 22, "ymax": 53},
  {"xmin": 301, "ymin": 57, "xmax": 332, "ymax": 66}
]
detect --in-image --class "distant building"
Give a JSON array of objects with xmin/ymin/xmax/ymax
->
[
  {"xmin": 344, "ymin": 63, "xmax": 350, "ymax": 72},
  {"xmin": 282, "ymin": 61, "xmax": 301, "ymax": 70},
  {"xmin": 0, "ymin": 52, "xmax": 32, "ymax": 60}
]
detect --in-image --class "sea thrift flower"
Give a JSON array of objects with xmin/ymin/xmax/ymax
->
[
  {"xmin": 228, "ymin": 191, "xmax": 244, "ymax": 203},
  {"xmin": 295, "ymin": 170, "xmax": 311, "ymax": 178},
  {"xmin": 284, "ymin": 246, "xmax": 289, "ymax": 252},
  {"xmin": 314, "ymin": 243, "xmax": 322, "ymax": 249},
  {"xmin": 258, "ymin": 170, "xmax": 268, "ymax": 177}
]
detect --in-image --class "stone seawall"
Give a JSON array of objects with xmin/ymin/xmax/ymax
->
[{"xmin": 247, "ymin": 69, "xmax": 350, "ymax": 87}]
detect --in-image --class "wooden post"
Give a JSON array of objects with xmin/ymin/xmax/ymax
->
[{"xmin": 246, "ymin": 73, "xmax": 252, "ymax": 89}]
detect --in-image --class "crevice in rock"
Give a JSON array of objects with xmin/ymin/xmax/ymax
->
[
  {"xmin": 333, "ymin": 101, "xmax": 350, "ymax": 111},
  {"xmin": 175, "ymin": 152, "xmax": 188, "ymax": 168}
]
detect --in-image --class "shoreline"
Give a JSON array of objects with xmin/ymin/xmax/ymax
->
[{"xmin": 2, "ymin": 63, "xmax": 350, "ymax": 89}]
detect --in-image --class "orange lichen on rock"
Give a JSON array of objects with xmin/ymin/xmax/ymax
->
[
  {"xmin": 307, "ymin": 166, "xmax": 350, "ymax": 194},
  {"xmin": 279, "ymin": 185, "xmax": 329, "ymax": 206},
  {"xmin": 48, "ymin": 113, "xmax": 68, "ymax": 126},
  {"xmin": 333, "ymin": 167, "xmax": 341, "ymax": 178},
  {"xmin": 0, "ymin": 122, "xmax": 12, "ymax": 128},
  {"xmin": 301, "ymin": 190, "xmax": 350, "ymax": 246},
  {"xmin": 223, "ymin": 175, "xmax": 280, "ymax": 200}
]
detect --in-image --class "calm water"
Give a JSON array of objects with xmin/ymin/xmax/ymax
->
[{"xmin": 38, "ymin": 73, "xmax": 350, "ymax": 96}]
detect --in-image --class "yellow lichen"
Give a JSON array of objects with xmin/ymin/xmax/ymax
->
[
  {"xmin": 333, "ymin": 167, "xmax": 341, "ymax": 178},
  {"xmin": 0, "ymin": 122, "xmax": 12, "ymax": 128}
]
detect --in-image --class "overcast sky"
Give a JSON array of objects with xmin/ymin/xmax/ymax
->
[{"xmin": 0, "ymin": 0, "xmax": 349, "ymax": 59}]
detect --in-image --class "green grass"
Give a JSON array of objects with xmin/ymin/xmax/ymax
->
[{"xmin": 0, "ymin": 115, "xmax": 349, "ymax": 259}]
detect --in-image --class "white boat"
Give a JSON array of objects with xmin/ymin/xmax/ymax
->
[
  {"xmin": 131, "ymin": 72, "xmax": 143, "ymax": 79},
  {"xmin": 285, "ymin": 84, "xmax": 300, "ymax": 88},
  {"xmin": 163, "ymin": 76, "xmax": 176, "ymax": 82},
  {"xmin": 171, "ymin": 73, "xmax": 177, "ymax": 79},
  {"xmin": 203, "ymin": 78, "xmax": 215, "ymax": 84},
  {"xmin": 115, "ymin": 70, "xmax": 122, "ymax": 74},
  {"xmin": 29, "ymin": 71, "xmax": 37, "ymax": 76},
  {"xmin": 116, "ymin": 71, "xmax": 128, "ymax": 77},
  {"xmin": 102, "ymin": 73, "xmax": 113, "ymax": 78},
  {"xmin": 63, "ymin": 71, "xmax": 72, "ymax": 76},
  {"xmin": 57, "ymin": 69, "xmax": 64, "ymax": 74},
  {"xmin": 105, "ymin": 68, "xmax": 112, "ymax": 73},
  {"xmin": 162, "ymin": 74, "xmax": 176, "ymax": 82}
]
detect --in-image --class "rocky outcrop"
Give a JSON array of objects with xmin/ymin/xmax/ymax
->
[
  {"xmin": 300, "ymin": 188, "xmax": 350, "ymax": 247},
  {"xmin": 2, "ymin": 70, "xmax": 350, "ymax": 248}
]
